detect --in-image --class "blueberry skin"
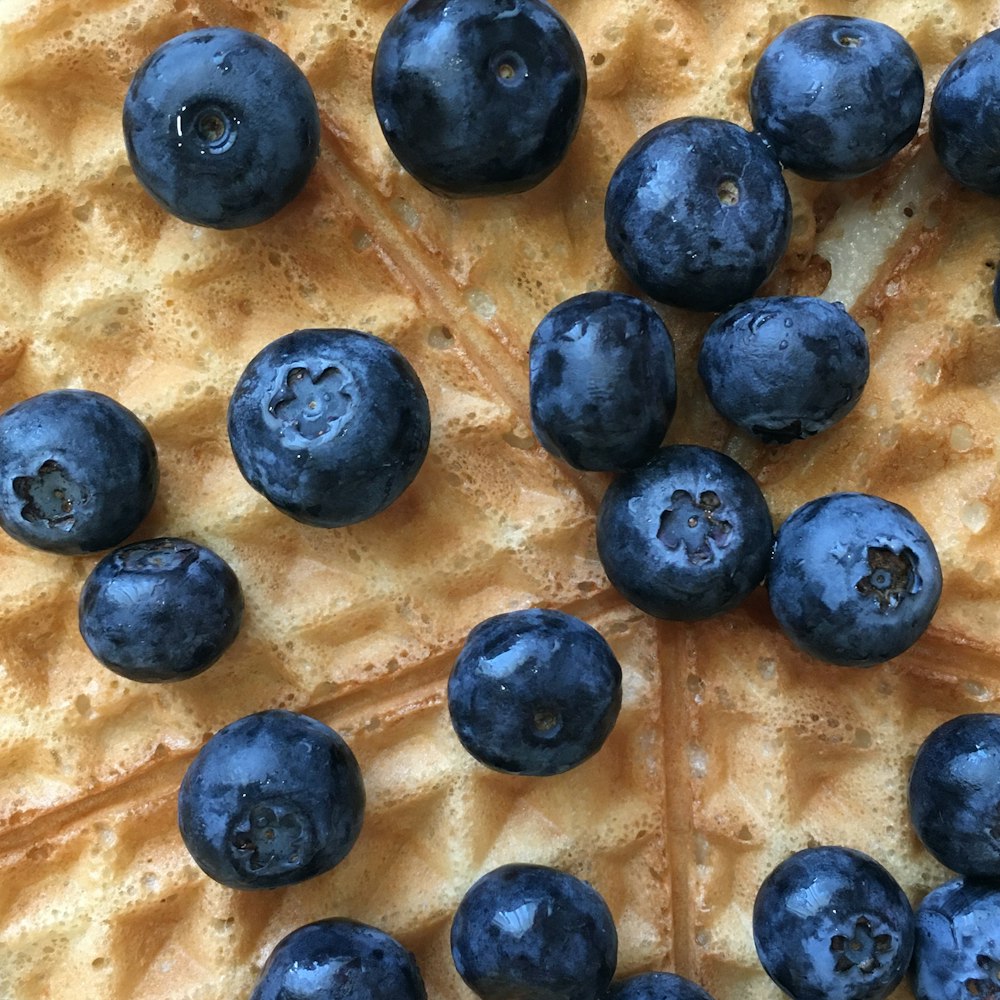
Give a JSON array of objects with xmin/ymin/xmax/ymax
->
[
  {"xmin": 604, "ymin": 117, "xmax": 791, "ymax": 312},
  {"xmin": 372, "ymin": 0, "xmax": 586, "ymax": 197},
  {"xmin": 78, "ymin": 537, "xmax": 243, "ymax": 683},
  {"xmin": 596, "ymin": 445, "xmax": 773, "ymax": 621},
  {"xmin": 451, "ymin": 863, "xmax": 618, "ymax": 1000},
  {"xmin": 769, "ymin": 492, "xmax": 942, "ymax": 667},
  {"xmin": 529, "ymin": 292, "xmax": 676, "ymax": 472},
  {"xmin": 912, "ymin": 877, "xmax": 1000, "ymax": 1000},
  {"xmin": 931, "ymin": 30, "xmax": 1000, "ymax": 195},
  {"xmin": 227, "ymin": 329, "xmax": 431, "ymax": 528},
  {"xmin": 250, "ymin": 918, "xmax": 427, "ymax": 1000},
  {"xmin": 448, "ymin": 609, "xmax": 622, "ymax": 776},
  {"xmin": 177, "ymin": 709, "xmax": 365, "ymax": 890},
  {"xmin": 908, "ymin": 714, "xmax": 1000, "ymax": 878},
  {"xmin": 123, "ymin": 27, "xmax": 320, "ymax": 228},
  {"xmin": 605, "ymin": 971, "xmax": 716, "ymax": 1000},
  {"xmin": 749, "ymin": 15, "xmax": 923, "ymax": 181},
  {"xmin": 0, "ymin": 389, "xmax": 158, "ymax": 556},
  {"xmin": 697, "ymin": 296, "xmax": 869, "ymax": 444},
  {"xmin": 753, "ymin": 846, "xmax": 915, "ymax": 1000}
]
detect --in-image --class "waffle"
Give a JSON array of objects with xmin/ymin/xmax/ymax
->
[{"xmin": 0, "ymin": 0, "xmax": 997, "ymax": 997}]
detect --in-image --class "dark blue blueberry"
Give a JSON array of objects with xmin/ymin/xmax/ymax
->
[
  {"xmin": 768, "ymin": 492, "xmax": 942, "ymax": 667},
  {"xmin": 227, "ymin": 329, "xmax": 431, "ymax": 528},
  {"xmin": 123, "ymin": 27, "xmax": 320, "ymax": 228},
  {"xmin": 78, "ymin": 537, "xmax": 243, "ymax": 683},
  {"xmin": 605, "ymin": 971, "xmax": 716, "ymax": 1000},
  {"xmin": 931, "ymin": 30, "xmax": 1000, "ymax": 195},
  {"xmin": 529, "ymin": 292, "xmax": 676, "ymax": 472},
  {"xmin": 0, "ymin": 389, "xmax": 158, "ymax": 555},
  {"xmin": 749, "ymin": 15, "xmax": 923, "ymax": 181},
  {"xmin": 250, "ymin": 918, "xmax": 427, "ymax": 1000},
  {"xmin": 908, "ymin": 714, "xmax": 1000, "ymax": 878},
  {"xmin": 604, "ymin": 117, "xmax": 791, "ymax": 312},
  {"xmin": 451, "ymin": 862, "xmax": 618, "ymax": 1000},
  {"xmin": 177, "ymin": 709, "xmax": 365, "ymax": 890},
  {"xmin": 912, "ymin": 877, "xmax": 1000, "ymax": 1000},
  {"xmin": 448, "ymin": 608, "xmax": 622, "ymax": 776},
  {"xmin": 596, "ymin": 445, "xmax": 773, "ymax": 621},
  {"xmin": 753, "ymin": 846, "xmax": 915, "ymax": 1000},
  {"xmin": 372, "ymin": 0, "xmax": 586, "ymax": 197},
  {"xmin": 697, "ymin": 296, "xmax": 869, "ymax": 444}
]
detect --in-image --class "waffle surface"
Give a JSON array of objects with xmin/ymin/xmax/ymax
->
[{"xmin": 0, "ymin": 0, "xmax": 999, "ymax": 997}]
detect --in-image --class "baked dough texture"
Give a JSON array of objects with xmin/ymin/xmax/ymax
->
[{"xmin": 0, "ymin": 0, "xmax": 997, "ymax": 997}]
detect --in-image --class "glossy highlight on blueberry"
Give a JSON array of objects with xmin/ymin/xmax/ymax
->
[
  {"xmin": 79, "ymin": 537, "xmax": 243, "ymax": 683},
  {"xmin": 753, "ymin": 846, "xmax": 915, "ymax": 1000},
  {"xmin": 0, "ymin": 389, "xmax": 158, "ymax": 555},
  {"xmin": 250, "ymin": 918, "xmax": 428, "ymax": 1000},
  {"xmin": 596, "ymin": 445, "xmax": 773, "ymax": 621},
  {"xmin": 604, "ymin": 117, "xmax": 791, "ymax": 312},
  {"xmin": 372, "ymin": 0, "xmax": 586, "ymax": 196},
  {"xmin": 451, "ymin": 863, "xmax": 617, "ymax": 1000},
  {"xmin": 697, "ymin": 296, "xmax": 869, "ymax": 443},
  {"xmin": 769, "ymin": 492, "xmax": 942, "ymax": 666},
  {"xmin": 177, "ymin": 709, "xmax": 365, "ymax": 890},
  {"xmin": 123, "ymin": 27, "xmax": 321, "ymax": 228},
  {"xmin": 749, "ymin": 15, "xmax": 923, "ymax": 181},
  {"xmin": 448, "ymin": 608, "xmax": 622, "ymax": 776},
  {"xmin": 529, "ymin": 291, "xmax": 676, "ymax": 471},
  {"xmin": 228, "ymin": 328, "xmax": 431, "ymax": 528},
  {"xmin": 908, "ymin": 713, "xmax": 1000, "ymax": 878}
]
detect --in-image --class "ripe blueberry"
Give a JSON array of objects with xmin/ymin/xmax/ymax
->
[
  {"xmin": 596, "ymin": 445, "xmax": 773, "ymax": 621},
  {"xmin": 912, "ymin": 877, "xmax": 1000, "ymax": 1000},
  {"xmin": 123, "ymin": 27, "xmax": 320, "ymax": 228},
  {"xmin": 448, "ymin": 608, "xmax": 622, "ymax": 776},
  {"xmin": 908, "ymin": 713, "xmax": 1000, "ymax": 878},
  {"xmin": 769, "ymin": 492, "xmax": 942, "ymax": 666},
  {"xmin": 0, "ymin": 389, "xmax": 157, "ymax": 555},
  {"xmin": 177, "ymin": 709, "xmax": 365, "ymax": 890},
  {"xmin": 228, "ymin": 329, "xmax": 431, "ymax": 528},
  {"xmin": 606, "ymin": 971, "xmax": 717, "ymax": 1000},
  {"xmin": 604, "ymin": 117, "xmax": 791, "ymax": 312},
  {"xmin": 79, "ymin": 537, "xmax": 243, "ymax": 683},
  {"xmin": 529, "ymin": 291, "xmax": 676, "ymax": 472},
  {"xmin": 753, "ymin": 846, "xmax": 915, "ymax": 1000},
  {"xmin": 749, "ymin": 15, "xmax": 923, "ymax": 181},
  {"xmin": 372, "ymin": 0, "xmax": 586, "ymax": 197},
  {"xmin": 451, "ymin": 863, "xmax": 617, "ymax": 1000},
  {"xmin": 250, "ymin": 918, "xmax": 427, "ymax": 1000},
  {"xmin": 697, "ymin": 296, "xmax": 869, "ymax": 443}
]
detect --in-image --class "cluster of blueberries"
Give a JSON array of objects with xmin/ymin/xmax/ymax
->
[{"xmin": 4, "ymin": 0, "xmax": 1000, "ymax": 996}]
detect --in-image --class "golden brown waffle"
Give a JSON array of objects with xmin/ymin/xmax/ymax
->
[{"xmin": 0, "ymin": 0, "xmax": 999, "ymax": 997}]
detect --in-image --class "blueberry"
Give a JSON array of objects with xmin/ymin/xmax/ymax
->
[
  {"xmin": 749, "ymin": 15, "xmax": 923, "ymax": 181},
  {"xmin": 123, "ymin": 27, "xmax": 320, "ymax": 228},
  {"xmin": 177, "ymin": 709, "xmax": 365, "ymax": 890},
  {"xmin": 605, "ymin": 971, "xmax": 716, "ymax": 1000},
  {"xmin": 596, "ymin": 445, "xmax": 773, "ymax": 621},
  {"xmin": 529, "ymin": 292, "xmax": 676, "ymax": 472},
  {"xmin": 0, "ymin": 389, "xmax": 158, "ymax": 555},
  {"xmin": 250, "ymin": 918, "xmax": 427, "ymax": 1000},
  {"xmin": 604, "ymin": 117, "xmax": 791, "ymax": 312},
  {"xmin": 768, "ymin": 492, "xmax": 942, "ymax": 667},
  {"xmin": 912, "ymin": 877, "xmax": 1000, "ymax": 1000},
  {"xmin": 753, "ymin": 846, "xmax": 915, "ymax": 1000},
  {"xmin": 697, "ymin": 296, "xmax": 869, "ymax": 444},
  {"xmin": 931, "ymin": 30, "xmax": 1000, "ymax": 195},
  {"xmin": 78, "ymin": 537, "xmax": 243, "ymax": 683},
  {"xmin": 451, "ymin": 863, "xmax": 618, "ymax": 1000},
  {"xmin": 372, "ymin": 0, "xmax": 586, "ymax": 197},
  {"xmin": 908, "ymin": 714, "xmax": 1000, "ymax": 878},
  {"xmin": 227, "ymin": 329, "xmax": 431, "ymax": 528},
  {"xmin": 448, "ymin": 608, "xmax": 622, "ymax": 776}
]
